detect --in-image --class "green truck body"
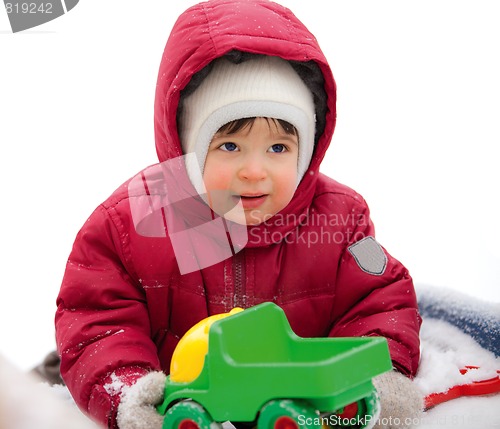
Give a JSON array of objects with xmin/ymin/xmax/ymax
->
[{"xmin": 157, "ymin": 302, "xmax": 392, "ymax": 428}]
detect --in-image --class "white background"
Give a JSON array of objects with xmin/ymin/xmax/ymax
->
[{"xmin": 1, "ymin": 0, "xmax": 499, "ymax": 374}]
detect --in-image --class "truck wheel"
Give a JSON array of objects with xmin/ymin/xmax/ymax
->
[
  {"xmin": 257, "ymin": 399, "xmax": 320, "ymax": 429},
  {"xmin": 324, "ymin": 391, "xmax": 380, "ymax": 429},
  {"xmin": 357, "ymin": 391, "xmax": 380, "ymax": 429},
  {"xmin": 163, "ymin": 400, "xmax": 222, "ymax": 429}
]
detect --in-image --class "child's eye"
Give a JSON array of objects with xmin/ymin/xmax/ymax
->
[
  {"xmin": 219, "ymin": 142, "xmax": 238, "ymax": 152},
  {"xmin": 268, "ymin": 144, "xmax": 287, "ymax": 153}
]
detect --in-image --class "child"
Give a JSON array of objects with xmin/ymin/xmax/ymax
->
[{"xmin": 55, "ymin": 1, "xmax": 422, "ymax": 428}]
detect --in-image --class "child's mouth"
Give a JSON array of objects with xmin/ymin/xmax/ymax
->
[{"xmin": 236, "ymin": 194, "xmax": 268, "ymax": 209}]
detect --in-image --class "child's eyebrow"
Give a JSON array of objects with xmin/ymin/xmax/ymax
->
[
  {"xmin": 274, "ymin": 134, "xmax": 299, "ymax": 145},
  {"xmin": 210, "ymin": 132, "xmax": 234, "ymax": 142},
  {"xmin": 210, "ymin": 130, "xmax": 299, "ymax": 144}
]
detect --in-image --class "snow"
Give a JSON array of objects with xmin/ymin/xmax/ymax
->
[
  {"xmin": 0, "ymin": 354, "xmax": 99, "ymax": 429},
  {"xmin": 0, "ymin": 0, "xmax": 499, "ymax": 427},
  {"xmin": 416, "ymin": 318, "xmax": 499, "ymax": 396},
  {"xmin": 103, "ymin": 372, "xmax": 128, "ymax": 397},
  {"xmin": 420, "ymin": 398, "xmax": 500, "ymax": 429},
  {"xmin": 414, "ymin": 288, "xmax": 500, "ymax": 427}
]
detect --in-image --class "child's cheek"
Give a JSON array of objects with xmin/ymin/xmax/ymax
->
[{"xmin": 203, "ymin": 160, "xmax": 233, "ymax": 194}]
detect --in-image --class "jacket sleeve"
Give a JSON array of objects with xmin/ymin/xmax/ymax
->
[
  {"xmin": 328, "ymin": 200, "xmax": 421, "ymax": 378},
  {"xmin": 55, "ymin": 203, "xmax": 161, "ymax": 427}
]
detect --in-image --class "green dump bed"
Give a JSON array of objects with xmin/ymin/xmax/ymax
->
[{"xmin": 158, "ymin": 302, "xmax": 392, "ymax": 423}]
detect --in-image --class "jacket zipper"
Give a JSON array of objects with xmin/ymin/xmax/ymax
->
[{"xmin": 233, "ymin": 252, "xmax": 246, "ymax": 308}]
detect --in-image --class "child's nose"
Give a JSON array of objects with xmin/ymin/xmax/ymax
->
[{"xmin": 238, "ymin": 154, "xmax": 267, "ymax": 181}]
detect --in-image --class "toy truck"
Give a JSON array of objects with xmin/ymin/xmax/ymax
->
[{"xmin": 157, "ymin": 302, "xmax": 392, "ymax": 429}]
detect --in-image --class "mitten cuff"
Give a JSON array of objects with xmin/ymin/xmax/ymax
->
[
  {"xmin": 372, "ymin": 371, "xmax": 424, "ymax": 428},
  {"xmin": 88, "ymin": 367, "xmax": 150, "ymax": 429}
]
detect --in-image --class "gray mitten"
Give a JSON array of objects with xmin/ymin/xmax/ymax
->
[
  {"xmin": 116, "ymin": 371, "xmax": 167, "ymax": 429},
  {"xmin": 372, "ymin": 371, "xmax": 423, "ymax": 429}
]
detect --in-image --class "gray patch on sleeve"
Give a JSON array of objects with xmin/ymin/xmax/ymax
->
[{"xmin": 348, "ymin": 236, "xmax": 388, "ymax": 275}]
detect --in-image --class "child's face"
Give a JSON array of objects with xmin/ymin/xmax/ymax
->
[{"xmin": 203, "ymin": 118, "xmax": 299, "ymax": 225}]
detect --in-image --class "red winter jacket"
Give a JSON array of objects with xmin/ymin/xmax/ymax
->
[{"xmin": 55, "ymin": 0, "xmax": 421, "ymax": 427}]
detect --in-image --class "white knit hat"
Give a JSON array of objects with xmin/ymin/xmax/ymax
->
[{"xmin": 178, "ymin": 55, "xmax": 316, "ymax": 194}]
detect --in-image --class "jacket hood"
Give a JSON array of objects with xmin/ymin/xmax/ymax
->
[{"xmin": 153, "ymin": 0, "xmax": 337, "ymax": 244}]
